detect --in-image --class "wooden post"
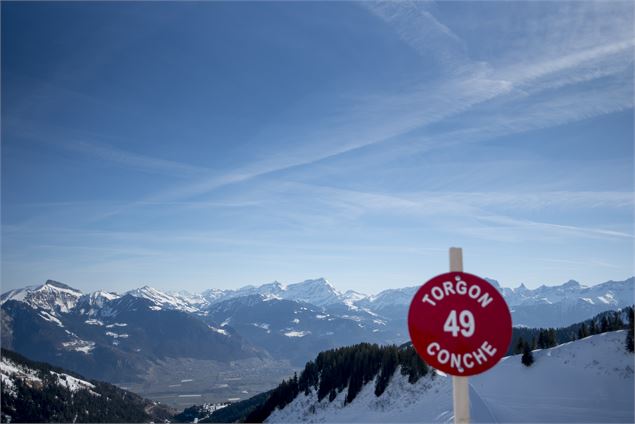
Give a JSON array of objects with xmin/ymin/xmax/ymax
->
[{"xmin": 450, "ymin": 247, "xmax": 470, "ymax": 424}]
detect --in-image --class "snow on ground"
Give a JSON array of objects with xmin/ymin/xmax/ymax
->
[
  {"xmin": 267, "ymin": 370, "xmax": 457, "ymax": 423},
  {"xmin": 267, "ymin": 331, "xmax": 634, "ymax": 423},
  {"xmin": 105, "ymin": 322, "xmax": 127, "ymax": 328},
  {"xmin": 284, "ymin": 331, "xmax": 311, "ymax": 338},
  {"xmin": 208, "ymin": 325, "xmax": 229, "ymax": 336},
  {"xmin": 105, "ymin": 331, "xmax": 129, "ymax": 338},
  {"xmin": 471, "ymin": 330, "xmax": 634, "ymax": 423},
  {"xmin": 49, "ymin": 371, "xmax": 98, "ymax": 395},
  {"xmin": 1, "ymin": 358, "xmax": 42, "ymax": 396},
  {"xmin": 38, "ymin": 311, "xmax": 64, "ymax": 327},
  {"xmin": 1, "ymin": 357, "xmax": 98, "ymax": 397},
  {"xmin": 62, "ymin": 339, "xmax": 96, "ymax": 354}
]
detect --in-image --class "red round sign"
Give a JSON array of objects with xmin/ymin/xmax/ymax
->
[{"xmin": 408, "ymin": 272, "xmax": 512, "ymax": 376}]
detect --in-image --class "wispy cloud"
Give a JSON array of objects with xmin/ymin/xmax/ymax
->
[
  {"xmin": 113, "ymin": 10, "xmax": 631, "ymax": 207},
  {"xmin": 257, "ymin": 182, "xmax": 634, "ymax": 242},
  {"xmin": 66, "ymin": 140, "xmax": 210, "ymax": 178},
  {"xmin": 362, "ymin": 0, "xmax": 469, "ymax": 70},
  {"xmin": 17, "ymin": 1, "xmax": 623, "ymax": 220}
]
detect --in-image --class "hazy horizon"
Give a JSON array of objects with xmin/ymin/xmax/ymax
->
[{"xmin": 2, "ymin": 1, "xmax": 633, "ymax": 294}]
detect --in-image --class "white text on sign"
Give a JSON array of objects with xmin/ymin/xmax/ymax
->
[
  {"xmin": 443, "ymin": 310, "xmax": 475, "ymax": 337},
  {"xmin": 427, "ymin": 340, "xmax": 497, "ymax": 374},
  {"xmin": 421, "ymin": 275, "xmax": 493, "ymax": 308}
]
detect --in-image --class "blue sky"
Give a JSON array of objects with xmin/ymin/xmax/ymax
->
[{"xmin": 2, "ymin": 1, "xmax": 633, "ymax": 294}]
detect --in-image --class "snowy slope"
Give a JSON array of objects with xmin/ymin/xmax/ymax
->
[
  {"xmin": 471, "ymin": 331, "xmax": 634, "ymax": 423},
  {"xmin": 1, "ymin": 355, "xmax": 97, "ymax": 397},
  {"xmin": 266, "ymin": 331, "xmax": 634, "ymax": 423},
  {"xmin": 266, "ymin": 368, "xmax": 498, "ymax": 423},
  {"xmin": 126, "ymin": 285, "xmax": 200, "ymax": 312},
  {"xmin": 0, "ymin": 280, "xmax": 82, "ymax": 316}
]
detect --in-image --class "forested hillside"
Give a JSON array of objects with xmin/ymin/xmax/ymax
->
[{"xmin": 0, "ymin": 349, "xmax": 173, "ymax": 423}]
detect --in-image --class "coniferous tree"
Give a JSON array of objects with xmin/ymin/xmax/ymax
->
[
  {"xmin": 547, "ymin": 328, "xmax": 558, "ymax": 347},
  {"xmin": 515, "ymin": 337, "xmax": 525, "ymax": 354},
  {"xmin": 600, "ymin": 316, "xmax": 610, "ymax": 333},
  {"xmin": 577, "ymin": 323, "xmax": 589, "ymax": 339},
  {"xmin": 626, "ymin": 307, "xmax": 634, "ymax": 353},
  {"xmin": 374, "ymin": 347, "xmax": 398, "ymax": 397},
  {"xmin": 589, "ymin": 320, "xmax": 599, "ymax": 335},
  {"xmin": 611, "ymin": 312, "xmax": 623, "ymax": 331},
  {"xmin": 521, "ymin": 341, "xmax": 534, "ymax": 367}
]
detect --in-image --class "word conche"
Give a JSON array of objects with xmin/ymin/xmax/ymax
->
[
  {"xmin": 427, "ymin": 340, "xmax": 497, "ymax": 374},
  {"xmin": 421, "ymin": 275, "xmax": 494, "ymax": 308}
]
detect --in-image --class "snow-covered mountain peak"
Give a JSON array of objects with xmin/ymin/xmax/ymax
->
[
  {"xmin": 75, "ymin": 290, "xmax": 120, "ymax": 316},
  {"xmin": 0, "ymin": 280, "xmax": 82, "ymax": 314},
  {"xmin": 484, "ymin": 278, "xmax": 501, "ymax": 289},
  {"xmin": 80, "ymin": 290, "xmax": 118, "ymax": 306},
  {"xmin": 42, "ymin": 280, "xmax": 82, "ymax": 292},
  {"xmin": 260, "ymin": 281, "xmax": 286, "ymax": 292},
  {"xmin": 126, "ymin": 285, "xmax": 198, "ymax": 312},
  {"xmin": 562, "ymin": 279, "xmax": 583, "ymax": 288},
  {"xmin": 284, "ymin": 278, "xmax": 343, "ymax": 306},
  {"xmin": 203, "ymin": 278, "xmax": 348, "ymax": 307},
  {"xmin": 343, "ymin": 290, "xmax": 368, "ymax": 302}
]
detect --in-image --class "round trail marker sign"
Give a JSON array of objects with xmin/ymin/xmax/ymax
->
[{"xmin": 408, "ymin": 272, "xmax": 512, "ymax": 376}]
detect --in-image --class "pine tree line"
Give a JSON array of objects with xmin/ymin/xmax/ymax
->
[
  {"xmin": 512, "ymin": 307, "xmax": 633, "ymax": 367},
  {"xmin": 626, "ymin": 307, "xmax": 634, "ymax": 353},
  {"xmin": 246, "ymin": 343, "xmax": 429, "ymax": 423}
]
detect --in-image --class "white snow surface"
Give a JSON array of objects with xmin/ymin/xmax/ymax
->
[
  {"xmin": 127, "ymin": 285, "xmax": 199, "ymax": 312},
  {"xmin": 105, "ymin": 331, "xmax": 129, "ymax": 338},
  {"xmin": 284, "ymin": 330, "xmax": 311, "ymax": 338},
  {"xmin": 200, "ymin": 278, "xmax": 345, "ymax": 307},
  {"xmin": 62, "ymin": 339, "xmax": 96, "ymax": 354},
  {"xmin": 208, "ymin": 325, "xmax": 229, "ymax": 336},
  {"xmin": 1, "ymin": 358, "xmax": 42, "ymax": 396},
  {"xmin": 38, "ymin": 311, "xmax": 64, "ymax": 327},
  {"xmin": 266, "ymin": 331, "xmax": 634, "ymax": 423},
  {"xmin": 1, "ymin": 281, "xmax": 81, "ymax": 315},
  {"xmin": 1, "ymin": 356, "xmax": 98, "ymax": 397},
  {"xmin": 49, "ymin": 371, "xmax": 96, "ymax": 393}
]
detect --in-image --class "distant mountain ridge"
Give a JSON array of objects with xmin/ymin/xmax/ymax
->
[
  {"xmin": 1, "ymin": 276, "xmax": 632, "ymax": 406},
  {"xmin": 3, "ymin": 276, "xmax": 633, "ymax": 330}
]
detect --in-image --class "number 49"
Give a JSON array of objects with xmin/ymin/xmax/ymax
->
[{"xmin": 443, "ymin": 310, "xmax": 475, "ymax": 337}]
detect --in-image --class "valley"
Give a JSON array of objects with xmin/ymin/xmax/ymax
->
[{"xmin": 116, "ymin": 356, "xmax": 295, "ymax": 408}]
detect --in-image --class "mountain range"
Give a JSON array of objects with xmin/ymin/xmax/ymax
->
[
  {"xmin": 1, "ymin": 276, "xmax": 632, "ymax": 407},
  {"xmin": 126, "ymin": 276, "xmax": 634, "ymax": 328}
]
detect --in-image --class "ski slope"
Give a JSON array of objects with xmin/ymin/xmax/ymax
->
[
  {"xmin": 266, "ymin": 331, "xmax": 634, "ymax": 423},
  {"xmin": 471, "ymin": 331, "xmax": 634, "ymax": 423}
]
